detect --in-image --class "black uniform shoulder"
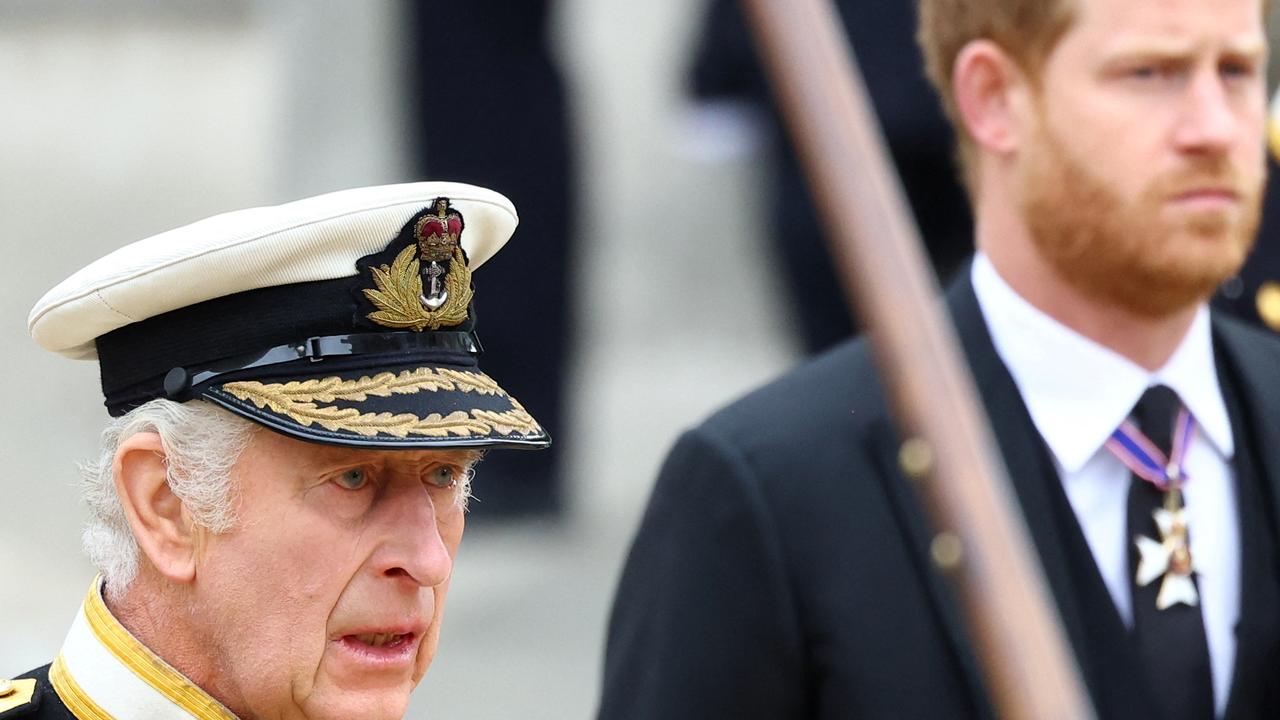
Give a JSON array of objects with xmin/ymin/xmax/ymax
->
[
  {"xmin": 1214, "ymin": 308, "xmax": 1280, "ymax": 358},
  {"xmin": 671, "ymin": 336, "xmax": 895, "ymax": 517},
  {"xmin": 1, "ymin": 665, "xmax": 71, "ymax": 720},
  {"xmin": 698, "ymin": 335, "xmax": 886, "ymax": 455}
]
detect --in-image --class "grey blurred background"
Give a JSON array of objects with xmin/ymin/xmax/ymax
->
[{"xmin": 0, "ymin": 1, "xmax": 798, "ymax": 717}]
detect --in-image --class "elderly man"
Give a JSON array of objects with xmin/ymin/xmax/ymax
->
[
  {"xmin": 0, "ymin": 182, "xmax": 548, "ymax": 719},
  {"xmin": 601, "ymin": 0, "xmax": 1280, "ymax": 718}
]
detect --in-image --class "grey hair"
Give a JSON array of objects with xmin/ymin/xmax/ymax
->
[
  {"xmin": 79, "ymin": 399, "xmax": 257, "ymax": 594},
  {"xmin": 456, "ymin": 456, "xmax": 483, "ymax": 512}
]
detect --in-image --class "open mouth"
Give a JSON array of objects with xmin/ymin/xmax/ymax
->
[
  {"xmin": 345, "ymin": 632, "xmax": 415, "ymax": 649},
  {"xmin": 335, "ymin": 631, "xmax": 421, "ymax": 666}
]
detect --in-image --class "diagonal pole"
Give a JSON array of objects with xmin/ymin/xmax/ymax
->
[{"xmin": 738, "ymin": 1, "xmax": 1096, "ymax": 717}]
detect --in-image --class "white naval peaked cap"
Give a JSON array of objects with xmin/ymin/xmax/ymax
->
[
  {"xmin": 30, "ymin": 181, "xmax": 517, "ymax": 360},
  {"xmin": 26, "ymin": 181, "xmax": 549, "ymax": 450}
]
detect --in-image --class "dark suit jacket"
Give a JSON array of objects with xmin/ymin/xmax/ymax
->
[{"xmin": 600, "ymin": 274, "xmax": 1280, "ymax": 719}]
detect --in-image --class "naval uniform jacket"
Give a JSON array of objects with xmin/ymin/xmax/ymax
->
[
  {"xmin": 599, "ymin": 273, "xmax": 1280, "ymax": 719},
  {"xmin": 2, "ymin": 579, "xmax": 239, "ymax": 720}
]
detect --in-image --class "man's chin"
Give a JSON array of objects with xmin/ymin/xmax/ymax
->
[
  {"xmin": 1147, "ymin": 200, "xmax": 1257, "ymax": 295},
  {"xmin": 1035, "ymin": 213, "xmax": 1253, "ymax": 318},
  {"xmin": 1155, "ymin": 228, "xmax": 1253, "ymax": 301},
  {"xmin": 302, "ymin": 684, "xmax": 414, "ymax": 720},
  {"xmin": 307, "ymin": 646, "xmax": 424, "ymax": 720},
  {"xmin": 1094, "ymin": 257, "xmax": 1242, "ymax": 318}
]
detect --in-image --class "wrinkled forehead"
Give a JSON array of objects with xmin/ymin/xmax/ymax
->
[
  {"xmin": 1063, "ymin": 0, "xmax": 1266, "ymax": 56},
  {"xmin": 241, "ymin": 427, "xmax": 486, "ymax": 473}
]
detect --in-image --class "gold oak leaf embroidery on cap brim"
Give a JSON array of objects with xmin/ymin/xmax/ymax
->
[
  {"xmin": 228, "ymin": 367, "xmax": 503, "ymax": 402},
  {"xmin": 220, "ymin": 368, "xmax": 542, "ymax": 438},
  {"xmin": 364, "ymin": 245, "xmax": 472, "ymax": 331}
]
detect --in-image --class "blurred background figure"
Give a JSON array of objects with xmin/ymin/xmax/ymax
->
[
  {"xmin": 408, "ymin": 1, "xmax": 575, "ymax": 519},
  {"xmin": 687, "ymin": 0, "xmax": 1280, "ymax": 353},
  {"xmin": 1219, "ymin": 119, "xmax": 1280, "ymax": 330},
  {"xmin": 687, "ymin": 0, "xmax": 972, "ymax": 353}
]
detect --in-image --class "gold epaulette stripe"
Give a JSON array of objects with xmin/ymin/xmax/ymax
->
[
  {"xmin": 49, "ymin": 655, "xmax": 114, "ymax": 720},
  {"xmin": 1269, "ymin": 115, "xmax": 1280, "ymax": 162},
  {"xmin": 81, "ymin": 584, "xmax": 238, "ymax": 720},
  {"xmin": 0, "ymin": 679, "xmax": 37, "ymax": 715}
]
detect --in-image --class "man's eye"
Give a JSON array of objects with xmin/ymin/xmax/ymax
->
[
  {"xmin": 427, "ymin": 466, "xmax": 459, "ymax": 489},
  {"xmin": 1122, "ymin": 63, "xmax": 1183, "ymax": 83},
  {"xmin": 1221, "ymin": 60, "xmax": 1256, "ymax": 79},
  {"xmin": 335, "ymin": 468, "xmax": 370, "ymax": 490}
]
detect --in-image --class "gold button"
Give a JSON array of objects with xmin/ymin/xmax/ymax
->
[
  {"xmin": 898, "ymin": 437, "xmax": 934, "ymax": 480},
  {"xmin": 1256, "ymin": 282, "xmax": 1280, "ymax": 331},
  {"xmin": 930, "ymin": 532, "xmax": 965, "ymax": 570},
  {"xmin": 0, "ymin": 679, "xmax": 14, "ymax": 698}
]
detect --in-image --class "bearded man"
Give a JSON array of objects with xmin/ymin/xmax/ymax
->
[
  {"xmin": 0, "ymin": 182, "xmax": 549, "ymax": 719},
  {"xmin": 600, "ymin": 0, "xmax": 1280, "ymax": 717}
]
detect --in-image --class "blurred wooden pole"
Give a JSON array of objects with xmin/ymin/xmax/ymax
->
[{"xmin": 738, "ymin": 1, "xmax": 1095, "ymax": 718}]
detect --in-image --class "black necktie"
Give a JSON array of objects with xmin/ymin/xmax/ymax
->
[{"xmin": 1127, "ymin": 385, "xmax": 1214, "ymax": 719}]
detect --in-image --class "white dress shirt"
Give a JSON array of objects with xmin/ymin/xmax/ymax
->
[{"xmin": 971, "ymin": 253, "xmax": 1240, "ymax": 714}]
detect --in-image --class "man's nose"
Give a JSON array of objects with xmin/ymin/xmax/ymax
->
[
  {"xmin": 375, "ymin": 483, "xmax": 454, "ymax": 588},
  {"xmin": 1173, "ymin": 69, "xmax": 1240, "ymax": 154}
]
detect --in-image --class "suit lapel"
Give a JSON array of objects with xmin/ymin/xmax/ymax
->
[
  {"xmin": 1211, "ymin": 315, "xmax": 1280, "ymax": 717},
  {"xmin": 943, "ymin": 275, "xmax": 1092, "ymax": 649},
  {"xmin": 1212, "ymin": 316, "xmax": 1280, "ymax": 538},
  {"xmin": 867, "ymin": 418, "xmax": 994, "ymax": 718},
  {"xmin": 865, "ymin": 271, "xmax": 1136, "ymax": 717},
  {"xmin": 944, "ymin": 273, "xmax": 1102, "ymax": 691}
]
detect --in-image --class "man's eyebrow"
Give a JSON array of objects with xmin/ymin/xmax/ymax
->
[
  {"xmin": 303, "ymin": 448, "xmax": 365, "ymax": 467},
  {"xmin": 404, "ymin": 449, "xmax": 486, "ymax": 468},
  {"xmin": 1099, "ymin": 34, "xmax": 1266, "ymax": 60},
  {"xmin": 294, "ymin": 448, "xmax": 485, "ymax": 473},
  {"xmin": 1224, "ymin": 36, "xmax": 1269, "ymax": 57}
]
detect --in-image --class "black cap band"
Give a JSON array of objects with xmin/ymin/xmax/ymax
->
[
  {"xmin": 109, "ymin": 329, "xmax": 481, "ymax": 414},
  {"xmin": 160, "ymin": 329, "xmax": 480, "ymax": 396}
]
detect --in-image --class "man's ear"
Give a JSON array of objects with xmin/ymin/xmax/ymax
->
[
  {"xmin": 953, "ymin": 39, "xmax": 1033, "ymax": 156},
  {"xmin": 114, "ymin": 432, "xmax": 197, "ymax": 583}
]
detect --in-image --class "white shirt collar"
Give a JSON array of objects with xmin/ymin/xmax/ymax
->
[{"xmin": 971, "ymin": 252, "xmax": 1234, "ymax": 473}]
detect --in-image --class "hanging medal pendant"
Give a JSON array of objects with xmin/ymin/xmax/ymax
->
[
  {"xmin": 1133, "ymin": 465, "xmax": 1199, "ymax": 610},
  {"xmin": 1108, "ymin": 407, "xmax": 1200, "ymax": 610}
]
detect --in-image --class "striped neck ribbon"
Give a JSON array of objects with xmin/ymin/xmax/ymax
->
[{"xmin": 1103, "ymin": 407, "xmax": 1195, "ymax": 491}]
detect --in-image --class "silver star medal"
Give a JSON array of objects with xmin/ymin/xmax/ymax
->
[{"xmin": 1134, "ymin": 505, "xmax": 1198, "ymax": 610}]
